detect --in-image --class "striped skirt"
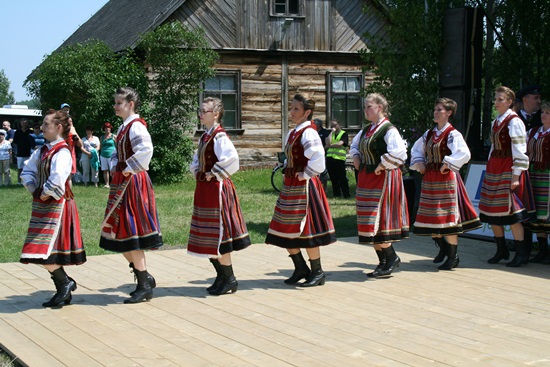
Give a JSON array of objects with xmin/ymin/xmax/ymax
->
[
  {"xmin": 266, "ymin": 176, "xmax": 336, "ymax": 248},
  {"xmin": 478, "ymin": 156, "xmax": 534, "ymax": 225},
  {"xmin": 357, "ymin": 169, "xmax": 409, "ymax": 244},
  {"xmin": 526, "ymin": 169, "xmax": 550, "ymax": 233},
  {"xmin": 100, "ymin": 171, "xmax": 163, "ymax": 252},
  {"xmin": 188, "ymin": 178, "xmax": 251, "ymax": 257},
  {"xmin": 21, "ymin": 196, "xmax": 86, "ymax": 265},
  {"xmin": 413, "ymin": 170, "xmax": 481, "ymax": 236}
]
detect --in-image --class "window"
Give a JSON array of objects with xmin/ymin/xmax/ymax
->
[
  {"xmin": 201, "ymin": 71, "xmax": 241, "ymax": 130},
  {"xmin": 272, "ymin": 0, "xmax": 302, "ymax": 16},
  {"xmin": 328, "ymin": 74, "xmax": 363, "ymax": 129}
]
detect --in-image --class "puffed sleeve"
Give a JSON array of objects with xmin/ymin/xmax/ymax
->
[
  {"xmin": 409, "ymin": 131, "xmax": 429, "ymax": 172},
  {"xmin": 124, "ymin": 122, "xmax": 153, "ymax": 174},
  {"xmin": 349, "ymin": 132, "xmax": 362, "ymax": 158},
  {"xmin": 190, "ymin": 152, "xmax": 199, "ymax": 174},
  {"xmin": 21, "ymin": 149, "xmax": 41, "ymax": 194},
  {"xmin": 381, "ymin": 127, "xmax": 407, "ymax": 169},
  {"xmin": 442, "ymin": 130, "xmax": 471, "ymax": 171},
  {"xmin": 43, "ymin": 148, "xmax": 72, "ymax": 200},
  {"xmin": 508, "ymin": 117, "xmax": 529, "ymax": 175},
  {"xmin": 211, "ymin": 132, "xmax": 239, "ymax": 180},
  {"xmin": 302, "ymin": 127, "xmax": 325, "ymax": 179}
]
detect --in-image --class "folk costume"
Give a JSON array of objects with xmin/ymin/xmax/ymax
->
[
  {"xmin": 100, "ymin": 114, "xmax": 162, "ymax": 252},
  {"xmin": 20, "ymin": 139, "xmax": 86, "ymax": 307},
  {"xmin": 410, "ymin": 123, "xmax": 481, "ymax": 270},
  {"xmin": 266, "ymin": 120, "xmax": 336, "ymax": 286},
  {"xmin": 188, "ymin": 123, "xmax": 250, "ymax": 295},
  {"xmin": 525, "ymin": 126, "xmax": 550, "ymax": 263},
  {"xmin": 266, "ymin": 121, "xmax": 336, "ymax": 248},
  {"xmin": 350, "ymin": 118, "xmax": 408, "ymax": 276},
  {"xmin": 479, "ymin": 109, "xmax": 535, "ymax": 266},
  {"xmin": 410, "ymin": 124, "xmax": 481, "ymax": 235}
]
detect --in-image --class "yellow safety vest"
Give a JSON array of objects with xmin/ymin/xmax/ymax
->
[{"xmin": 326, "ymin": 130, "xmax": 347, "ymax": 161}]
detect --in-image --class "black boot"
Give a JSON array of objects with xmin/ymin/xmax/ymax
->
[
  {"xmin": 284, "ymin": 252, "xmax": 311, "ymax": 284},
  {"xmin": 42, "ymin": 267, "xmax": 77, "ymax": 308},
  {"xmin": 530, "ymin": 237, "xmax": 548, "ymax": 263},
  {"xmin": 487, "ymin": 237, "xmax": 510, "ymax": 264},
  {"xmin": 438, "ymin": 244, "xmax": 459, "ymax": 270},
  {"xmin": 507, "ymin": 240, "xmax": 529, "ymax": 267},
  {"xmin": 124, "ymin": 269, "xmax": 153, "ymax": 304},
  {"xmin": 129, "ymin": 262, "xmax": 156, "ymax": 296},
  {"xmin": 209, "ymin": 264, "xmax": 238, "ymax": 295},
  {"xmin": 366, "ymin": 250, "xmax": 386, "ymax": 278},
  {"xmin": 433, "ymin": 237, "xmax": 449, "ymax": 263},
  {"xmin": 301, "ymin": 258, "xmax": 326, "ymax": 287},
  {"xmin": 207, "ymin": 258, "xmax": 224, "ymax": 292},
  {"xmin": 377, "ymin": 245, "xmax": 401, "ymax": 277}
]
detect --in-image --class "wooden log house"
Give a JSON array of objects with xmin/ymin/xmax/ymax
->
[{"xmin": 60, "ymin": 0, "xmax": 389, "ymax": 167}]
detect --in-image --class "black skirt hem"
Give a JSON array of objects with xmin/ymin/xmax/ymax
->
[
  {"xmin": 100, "ymin": 234, "xmax": 163, "ymax": 253},
  {"xmin": 265, "ymin": 232, "xmax": 337, "ymax": 248},
  {"xmin": 480, "ymin": 211, "xmax": 532, "ymax": 226},
  {"xmin": 20, "ymin": 254, "xmax": 87, "ymax": 266},
  {"xmin": 359, "ymin": 231, "xmax": 409, "ymax": 245},
  {"xmin": 219, "ymin": 236, "xmax": 252, "ymax": 254},
  {"xmin": 413, "ymin": 220, "xmax": 482, "ymax": 236}
]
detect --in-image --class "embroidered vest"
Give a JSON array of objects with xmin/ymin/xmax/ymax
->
[
  {"xmin": 358, "ymin": 122, "xmax": 393, "ymax": 172},
  {"xmin": 490, "ymin": 114, "xmax": 517, "ymax": 158},
  {"xmin": 527, "ymin": 127, "xmax": 550, "ymax": 170},
  {"xmin": 425, "ymin": 126, "xmax": 454, "ymax": 170},
  {"xmin": 198, "ymin": 125, "xmax": 225, "ymax": 173},
  {"xmin": 115, "ymin": 118, "xmax": 147, "ymax": 171},
  {"xmin": 38, "ymin": 141, "xmax": 72, "ymax": 198},
  {"xmin": 285, "ymin": 123, "xmax": 315, "ymax": 177}
]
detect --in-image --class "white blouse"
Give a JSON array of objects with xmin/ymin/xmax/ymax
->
[
  {"xmin": 21, "ymin": 138, "xmax": 72, "ymax": 200},
  {"xmin": 489, "ymin": 109, "xmax": 528, "ymax": 176},
  {"xmin": 284, "ymin": 121, "xmax": 325, "ymax": 179}
]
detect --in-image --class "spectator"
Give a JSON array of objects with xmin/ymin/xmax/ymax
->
[
  {"xmin": 30, "ymin": 123, "xmax": 45, "ymax": 154},
  {"xmin": 80, "ymin": 126, "xmax": 100, "ymax": 187},
  {"xmin": 517, "ymin": 85, "xmax": 542, "ymax": 131},
  {"xmin": 0, "ymin": 129, "xmax": 12, "ymax": 186},
  {"xmin": 60, "ymin": 103, "xmax": 71, "ymax": 115},
  {"xmin": 13, "ymin": 118, "xmax": 35, "ymax": 184},
  {"xmin": 325, "ymin": 119, "xmax": 350, "ymax": 198},
  {"xmin": 99, "ymin": 122, "xmax": 116, "ymax": 188},
  {"xmin": 3, "ymin": 121, "xmax": 16, "ymax": 164}
]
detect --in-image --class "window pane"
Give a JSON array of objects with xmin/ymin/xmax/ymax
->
[
  {"xmin": 223, "ymin": 111, "xmax": 236, "ymax": 129},
  {"xmin": 220, "ymin": 75, "xmax": 236, "ymax": 91},
  {"xmin": 222, "ymin": 94, "xmax": 236, "ymax": 110},
  {"xmin": 205, "ymin": 77, "xmax": 219, "ymax": 91},
  {"xmin": 348, "ymin": 95, "xmax": 361, "ymax": 110},
  {"xmin": 289, "ymin": 0, "xmax": 299, "ymax": 14},
  {"xmin": 346, "ymin": 77, "xmax": 360, "ymax": 92},
  {"xmin": 332, "ymin": 77, "xmax": 345, "ymax": 92},
  {"xmin": 347, "ymin": 110, "xmax": 361, "ymax": 127},
  {"xmin": 274, "ymin": 0, "xmax": 286, "ymax": 13}
]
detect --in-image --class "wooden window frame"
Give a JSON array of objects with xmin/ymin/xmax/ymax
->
[
  {"xmin": 326, "ymin": 72, "xmax": 364, "ymax": 131},
  {"xmin": 270, "ymin": 0, "xmax": 305, "ymax": 18},
  {"xmin": 199, "ymin": 70, "xmax": 243, "ymax": 134}
]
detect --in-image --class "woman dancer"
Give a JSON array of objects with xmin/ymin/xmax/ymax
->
[
  {"xmin": 410, "ymin": 98, "xmax": 481, "ymax": 270},
  {"xmin": 479, "ymin": 86, "xmax": 534, "ymax": 267},
  {"xmin": 350, "ymin": 93, "xmax": 409, "ymax": 277},
  {"xmin": 188, "ymin": 97, "xmax": 251, "ymax": 295},
  {"xmin": 526, "ymin": 101, "xmax": 550, "ymax": 264},
  {"xmin": 100, "ymin": 87, "xmax": 162, "ymax": 303},
  {"xmin": 20, "ymin": 109, "xmax": 86, "ymax": 307},
  {"xmin": 266, "ymin": 93, "xmax": 336, "ymax": 287}
]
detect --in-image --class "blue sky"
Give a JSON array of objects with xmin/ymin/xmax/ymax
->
[{"xmin": 2, "ymin": 0, "xmax": 109, "ymax": 102}]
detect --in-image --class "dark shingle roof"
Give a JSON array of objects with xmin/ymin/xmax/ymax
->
[{"xmin": 59, "ymin": 0, "xmax": 186, "ymax": 52}]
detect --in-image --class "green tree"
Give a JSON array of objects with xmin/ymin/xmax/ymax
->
[
  {"xmin": 361, "ymin": 1, "xmax": 457, "ymax": 143},
  {"xmin": 24, "ymin": 41, "xmax": 147, "ymax": 132},
  {"xmin": 15, "ymin": 98, "xmax": 41, "ymax": 109},
  {"xmin": 136, "ymin": 21, "xmax": 218, "ymax": 184},
  {"xmin": 0, "ymin": 69, "xmax": 15, "ymax": 106}
]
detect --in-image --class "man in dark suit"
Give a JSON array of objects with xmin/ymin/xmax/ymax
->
[{"xmin": 517, "ymin": 85, "xmax": 542, "ymax": 131}]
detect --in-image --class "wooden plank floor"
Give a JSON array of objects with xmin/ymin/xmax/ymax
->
[{"xmin": 1, "ymin": 235, "xmax": 550, "ymax": 367}]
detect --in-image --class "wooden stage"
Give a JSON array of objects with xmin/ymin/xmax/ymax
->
[{"xmin": 1, "ymin": 236, "xmax": 549, "ymax": 367}]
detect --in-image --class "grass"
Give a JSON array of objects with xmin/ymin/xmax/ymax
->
[{"xmin": 0, "ymin": 168, "xmax": 358, "ymax": 263}]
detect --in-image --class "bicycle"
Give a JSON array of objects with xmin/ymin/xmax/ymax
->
[{"xmin": 271, "ymin": 152, "xmax": 286, "ymax": 192}]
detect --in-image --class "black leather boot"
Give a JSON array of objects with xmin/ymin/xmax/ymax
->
[
  {"xmin": 530, "ymin": 237, "xmax": 548, "ymax": 263},
  {"xmin": 507, "ymin": 240, "xmax": 529, "ymax": 267},
  {"xmin": 487, "ymin": 237, "xmax": 510, "ymax": 264},
  {"xmin": 377, "ymin": 245, "xmax": 401, "ymax": 277},
  {"xmin": 207, "ymin": 258, "xmax": 224, "ymax": 292},
  {"xmin": 284, "ymin": 252, "xmax": 311, "ymax": 284},
  {"xmin": 209, "ymin": 264, "xmax": 238, "ymax": 295},
  {"xmin": 438, "ymin": 244, "xmax": 459, "ymax": 270},
  {"xmin": 301, "ymin": 258, "xmax": 326, "ymax": 287},
  {"xmin": 366, "ymin": 250, "xmax": 386, "ymax": 278},
  {"xmin": 42, "ymin": 267, "xmax": 77, "ymax": 308},
  {"xmin": 124, "ymin": 269, "xmax": 153, "ymax": 303},
  {"xmin": 433, "ymin": 237, "xmax": 449, "ymax": 263},
  {"xmin": 129, "ymin": 262, "xmax": 156, "ymax": 296}
]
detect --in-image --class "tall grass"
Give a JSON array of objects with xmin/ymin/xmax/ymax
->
[{"xmin": 0, "ymin": 168, "xmax": 358, "ymax": 263}]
